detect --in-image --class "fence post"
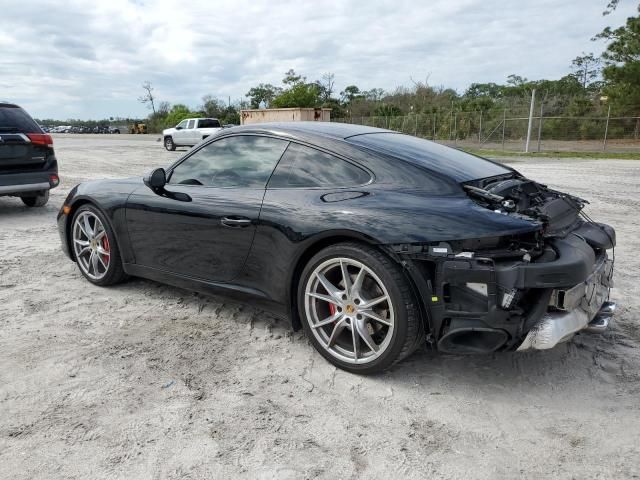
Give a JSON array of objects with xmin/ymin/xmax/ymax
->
[
  {"xmin": 537, "ymin": 101, "xmax": 544, "ymax": 152},
  {"xmin": 502, "ymin": 109, "xmax": 506, "ymax": 150},
  {"xmin": 478, "ymin": 110, "xmax": 483, "ymax": 143},
  {"xmin": 449, "ymin": 111, "xmax": 453, "ymax": 140},
  {"xmin": 454, "ymin": 112, "xmax": 458, "ymax": 145},
  {"xmin": 603, "ymin": 104, "xmax": 611, "ymax": 151},
  {"xmin": 525, "ymin": 89, "xmax": 536, "ymax": 152},
  {"xmin": 415, "ymin": 114, "xmax": 418, "ymax": 136},
  {"xmin": 433, "ymin": 113, "xmax": 436, "ymax": 140}
]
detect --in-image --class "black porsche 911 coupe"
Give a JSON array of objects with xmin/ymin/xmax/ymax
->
[{"xmin": 57, "ymin": 122, "xmax": 616, "ymax": 373}]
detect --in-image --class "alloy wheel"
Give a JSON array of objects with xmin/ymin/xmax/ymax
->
[
  {"xmin": 304, "ymin": 257, "xmax": 395, "ymax": 364},
  {"xmin": 72, "ymin": 211, "xmax": 111, "ymax": 280}
]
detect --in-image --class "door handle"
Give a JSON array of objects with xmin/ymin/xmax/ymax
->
[{"xmin": 221, "ymin": 216, "xmax": 252, "ymax": 228}]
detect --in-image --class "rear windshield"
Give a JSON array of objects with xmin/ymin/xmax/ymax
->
[
  {"xmin": 0, "ymin": 105, "xmax": 42, "ymax": 133},
  {"xmin": 199, "ymin": 118, "xmax": 221, "ymax": 128},
  {"xmin": 348, "ymin": 132, "xmax": 511, "ymax": 182}
]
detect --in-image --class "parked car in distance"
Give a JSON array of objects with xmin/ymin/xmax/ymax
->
[
  {"xmin": 0, "ymin": 101, "xmax": 59, "ymax": 207},
  {"xmin": 162, "ymin": 118, "xmax": 223, "ymax": 151},
  {"xmin": 57, "ymin": 122, "xmax": 616, "ymax": 373}
]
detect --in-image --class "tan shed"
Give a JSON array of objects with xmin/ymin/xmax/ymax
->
[{"xmin": 240, "ymin": 108, "xmax": 331, "ymax": 125}]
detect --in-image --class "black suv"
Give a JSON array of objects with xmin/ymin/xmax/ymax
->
[{"xmin": 0, "ymin": 102, "xmax": 59, "ymax": 207}]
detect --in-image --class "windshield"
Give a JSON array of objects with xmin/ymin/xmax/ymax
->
[{"xmin": 348, "ymin": 132, "xmax": 512, "ymax": 182}]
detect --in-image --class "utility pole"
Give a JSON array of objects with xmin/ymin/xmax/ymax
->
[{"xmin": 525, "ymin": 89, "xmax": 536, "ymax": 153}]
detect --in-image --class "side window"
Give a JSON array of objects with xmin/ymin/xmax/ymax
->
[
  {"xmin": 268, "ymin": 143, "xmax": 370, "ymax": 188},
  {"xmin": 176, "ymin": 120, "xmax": 188, "ymax": 129},
  {"xmin": 199, "ymin": 118, "xmax": 221, "ymax": 128},
  {"xmin": 169, "ymin": 135, "xmax": 289, "ymax": 188},
  {"xmin": 187, "ymin": 119, "xmax": 196, "ymax": 129}
]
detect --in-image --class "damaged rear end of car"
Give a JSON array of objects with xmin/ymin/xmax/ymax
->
[
  {"xmin": 345, "ymin": 131, "xmax": 618, "ymax": 356},
  {"xmin": 394, "ymin": 172, "xmax": 615, "ymax": 354}
]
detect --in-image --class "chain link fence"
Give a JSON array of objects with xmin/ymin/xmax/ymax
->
[{"xmin": 333, "ymin": 109, "xmax": 640, "ymax": 153}]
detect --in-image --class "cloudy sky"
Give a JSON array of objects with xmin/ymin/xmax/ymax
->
[{"xmin": 1, "ymin": 0, "xmax": 636, "ymax": 120}]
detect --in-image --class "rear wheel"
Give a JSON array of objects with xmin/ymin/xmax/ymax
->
[
  {"xmin": 298, "ymin": 242, "xmax": 423, "ymax": 374},
  {"xmin": 71, "ymin": 205, "xmax": 127, "ymax": 286},
  {"xmin": 21, "ymin": 190, "xmax": 49, "ymax": 207},
  {"xmin": 164, "ymin": 136, "xmax": 176, "ymax": 151}
]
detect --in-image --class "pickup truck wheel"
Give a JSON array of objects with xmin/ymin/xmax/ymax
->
[
  {"xmin": 164, "ymin": 136, "xmax": 176, "ymax": 151},
  {"xmin": 21, "ymin": 190, "xmax": 49, "ymax": 207}
]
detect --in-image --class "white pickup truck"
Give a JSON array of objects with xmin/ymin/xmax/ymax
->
[{"xmin": 162, "ymin": 118, "xmax": 223, "ymax": 151}]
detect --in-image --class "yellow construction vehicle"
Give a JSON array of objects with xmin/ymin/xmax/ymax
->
[{"xmin": 128, "ymin": 123, "xmax": 147, "ymax": 134}]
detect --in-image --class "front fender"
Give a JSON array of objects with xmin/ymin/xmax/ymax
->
[{"xmin": 57, "ymin": 178, "xmax": 141, "ymax": 263}]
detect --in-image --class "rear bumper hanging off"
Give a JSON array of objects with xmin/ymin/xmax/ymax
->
[
  {"xmin": 395, "ymin": 222, "xmax": 616, "ymax": 354},
  {"xmin": 517, "ymin": 256, "xmax": 614, "ymax": 351}
]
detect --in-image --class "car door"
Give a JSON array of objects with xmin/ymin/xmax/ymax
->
[
  {"xmin": 125, "ymin": 134, "xmax": 290, "ymax": 283},
  {"xmin": 185, "ymin": 119, "xmax": 198, "ymax": 145},
  {"xmin": 172, "ymin": 119, "xmax": 189, "ymax": 145},
  {"xmin": 190, "ymin": 119, "xmax": 204, "ymax": 145}
]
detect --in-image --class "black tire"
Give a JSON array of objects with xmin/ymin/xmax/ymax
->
[
  {"xmin": 298, "ymin": 242, "xmax": 424, "ymax": 374},
  {"xmin": 71, "ymin": 204, "xmax": 127, "ymax": 286},
  {"xmin": 21, "ymin": 190, "xmax": 49, "ymax": 207},
  {"xmin": 164, "ymin": 136, "xmax": 175, "ymax": 151}
]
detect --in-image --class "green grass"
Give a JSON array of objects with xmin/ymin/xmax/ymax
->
[{"xmin": 463, "ymin": 148, "xmax": 640, "ymax": 160}]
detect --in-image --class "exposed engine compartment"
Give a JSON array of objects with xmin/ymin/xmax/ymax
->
[{"xmin": 463, "ymin": 173, "xmax": 587, "ymax": 237}]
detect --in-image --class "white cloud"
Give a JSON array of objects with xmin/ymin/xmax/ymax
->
[{"xmin": 1, "ymin": 0, "xmax": 636, "ymax": 119}]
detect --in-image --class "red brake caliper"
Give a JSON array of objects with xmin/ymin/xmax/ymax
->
[{"xmin": 101, "ymin": 235, "xmax": 110, "ymax": 264}]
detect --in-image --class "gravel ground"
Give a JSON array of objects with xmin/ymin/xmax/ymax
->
[{"xmin": 1, "ymin": 134, "xmax": 639, "ymax": 479}]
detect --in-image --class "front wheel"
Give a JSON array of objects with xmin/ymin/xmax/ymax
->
[
  {"xmin": 21, "ymin": 190, "xmax": 49, "ymax": 207},
  {"xmin": 298, "ymin": 242, "xmax": 423, "ymax": 374},
  {"xmin": 164, "ymin": 136, "xmax": 176, "ymax": 151},
  {"xmin": 71, "ymin": 205, "xmax": 127, "ymax": 286}
]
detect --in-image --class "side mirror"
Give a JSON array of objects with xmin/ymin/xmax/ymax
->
[
  {"xmin": 144, "ymin": 167, "xmax": 166, "ymax": 192},
  {"xmin": 175, "ymin": 125, "xmax": 183, "ymax": 130}
]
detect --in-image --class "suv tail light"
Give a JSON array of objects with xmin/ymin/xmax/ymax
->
[{"xmin": 26, "ymin": 133, "xmax": 54, "ymax": 147}]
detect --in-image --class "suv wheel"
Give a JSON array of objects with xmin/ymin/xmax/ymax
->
[
  {"xmin": 164, "ymin": 136, "xmax": 176, "ymax": 151},
  {"xmin": 298, "ymin": 242, "xmax": 424, "ymax": 374},
  {"xmin": 21, "ymin": 190, "xmax": 49, "ymax": 207}
]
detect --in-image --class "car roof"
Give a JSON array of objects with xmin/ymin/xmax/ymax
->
[
  {"xmin": 0, "ymin": 102, "xmax": 20, "ymax": 108},
  {"xmin": 229, "ymin": 121, "xmax": 392, "ymax": 140}
]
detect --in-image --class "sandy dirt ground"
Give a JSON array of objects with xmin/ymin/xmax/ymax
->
[{"xmin": 1, "ymin": 134, "xmax": 639, "ymax": 479}]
